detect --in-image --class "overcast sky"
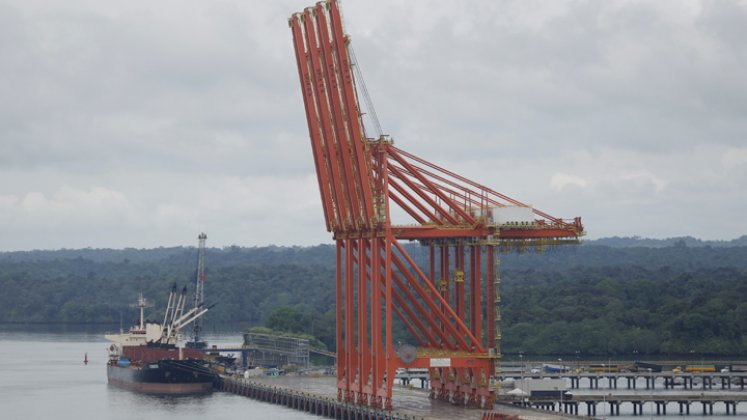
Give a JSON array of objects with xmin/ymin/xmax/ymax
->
[{"xmin": 1, "ymin": 0, "xmax": 746, "ymax": 251}]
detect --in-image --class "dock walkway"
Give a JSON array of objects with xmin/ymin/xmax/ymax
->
[
  {"xmin": 502, "ymin": 393, "xmax": 747, "ymax": 417},
  {"xmin": 505, "ymin": 372, "xmax": 747, "ymax": 391},
  {"xmin": 218, "ymin": 375, "xmax": 584, "ymax": 420}
]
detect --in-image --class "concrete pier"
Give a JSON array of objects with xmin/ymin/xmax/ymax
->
[
  {"xmin": 512, "ymin": 394, "xmax": 747, "ymax": 416},
  {"xmin": 218, "ymin": 375, "xmax": 584, "ymax": 420},
  {"xmin": 219, "ymin": 377, "xmax": 407, "ymax": 419},
  {"xmin": 504, "ymin": 371, "xmax": 747, "ymax": 391}
]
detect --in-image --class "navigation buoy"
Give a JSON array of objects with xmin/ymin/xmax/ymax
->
[{"xmin": 84, "ymin": 353, "xmax": 89, "ymax": 365}]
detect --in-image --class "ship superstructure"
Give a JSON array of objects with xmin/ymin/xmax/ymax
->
[{"xmin": 105, "ymin": 286, "xmax": 215, "ymax": 395}]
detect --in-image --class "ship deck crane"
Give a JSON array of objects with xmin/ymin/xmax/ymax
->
[
  {"xmin": 158, "ymin": 284, "xmax": 212, "ymax": 345},
  {"xmin": 289, "ymin": 0, "xmax": 584, "ymax": 409}
]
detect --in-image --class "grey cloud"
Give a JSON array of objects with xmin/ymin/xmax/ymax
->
[
  {"xmin": 351, "ymin": 0, "xmax": 747, "ymax": 158},
  {"xmin": 1, "ymin": 0, "xmax": 746, "ymax": 250}
]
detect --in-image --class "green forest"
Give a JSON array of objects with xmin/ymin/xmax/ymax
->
[{"xmin": 1, "ymin": 236, "xmax": 746, "ymax": 357}]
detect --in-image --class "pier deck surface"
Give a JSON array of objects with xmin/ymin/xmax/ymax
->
[{"xmin": 248, "ymin": 376, "xmax": 583, "ymax": 420}]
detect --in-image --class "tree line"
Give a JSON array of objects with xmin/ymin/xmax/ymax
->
[{"xmin": 1, "ymin": 240, "xmax": 746, "ymax": 356}]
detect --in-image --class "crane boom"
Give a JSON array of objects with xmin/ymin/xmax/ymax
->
[{"xmin": 289, "ymin": 0, "xmax": 584, "ymax": 410}]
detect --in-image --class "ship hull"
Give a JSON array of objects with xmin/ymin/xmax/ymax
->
[{"xmin": 107, "ymin": 359, "xmax": 215, "ymax": 395}]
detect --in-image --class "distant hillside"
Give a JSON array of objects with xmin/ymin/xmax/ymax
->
[
  {"xmin": 585, "ymin": 235, "xmax": 747, "ymax": 248},
  {"xmin": 1, "ymin": 239, "xmax": 746, "ymax": 356},
  {"xmin": 0, "ymin": 244, "xmax": 337, "ymax": 265}
]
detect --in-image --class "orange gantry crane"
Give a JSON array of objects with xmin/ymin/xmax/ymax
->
[{"xmin": 289, "ymin": 0, "xmax": 583, "ymax": 410}]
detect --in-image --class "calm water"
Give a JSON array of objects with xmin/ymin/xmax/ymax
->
[
  {"xmin": 0, "ymin": 326, "xmax": 317, "ymax": 420},
  {"xmin": 1, "ymin": 326, "xmax": 744, "ymax": 420}
]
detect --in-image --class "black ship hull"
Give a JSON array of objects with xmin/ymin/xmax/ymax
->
[{"xmin": 107, "ymin": 359, "xmax": 216, "ymax": 395}]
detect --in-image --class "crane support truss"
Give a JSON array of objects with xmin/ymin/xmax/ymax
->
[{"xmin": 289, "ymin": 0, "xmax": 583, "ymax": 410}]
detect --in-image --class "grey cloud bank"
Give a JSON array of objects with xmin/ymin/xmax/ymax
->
[{"xmin": 1, "ymin": 0, "xmax": 746, "ymax": 250}]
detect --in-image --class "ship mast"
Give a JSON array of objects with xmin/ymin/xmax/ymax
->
[
  {"xmin": 137, "ymin": 292, "xmax": 147, "ymax": 330},
  {"xmin": 192, "ymin": 233, "xmax": 207, "ymax": 345}
]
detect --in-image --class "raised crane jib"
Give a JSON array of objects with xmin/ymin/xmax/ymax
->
[{"xmin": 289, "ymin": 1, "xmax": 376, "ymax": 235}]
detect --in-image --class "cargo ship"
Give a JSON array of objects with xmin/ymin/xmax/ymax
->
[{"xmin": 105, "ymin": 286, "xmax": 216, "ymax": 395}]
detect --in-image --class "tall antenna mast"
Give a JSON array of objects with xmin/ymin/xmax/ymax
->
[
  {"xmin": 192, "ymin": 233, "xmax": 207, "ymax": 346},
  {"xmin": 137, "ymin": 292, "xmax": 147, "ymax": 330}
]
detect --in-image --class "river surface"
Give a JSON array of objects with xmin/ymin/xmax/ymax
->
[
  {"xmin": 0, "ymin": 325, "xmax": 316, "ymax": 420},
  {"xmin": 1, "ymin": 325, "xmax": 744, "ymax": 420}
]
